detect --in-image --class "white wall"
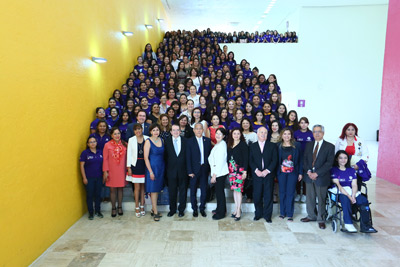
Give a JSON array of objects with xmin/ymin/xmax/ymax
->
[{"xmin": 226, "ymin": 5, "xmax": 388, "ymax": 141}]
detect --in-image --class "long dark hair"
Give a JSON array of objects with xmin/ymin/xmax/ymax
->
[
  {"xmin": 227, "ymin": 128, "xmax": 245, "ymax": 148},
  {"xmin": 333, "ymin": 150, "xmax": 351, "ymax": 168},
  {"xmin": 115, "ymin": 110, "xmax": 132, "ymax": 127}
]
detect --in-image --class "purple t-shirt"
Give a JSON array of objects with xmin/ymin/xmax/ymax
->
[
  {"xmin": 79, "ymin": 149, "xmax": 103, "ymax": 178},
  {"xmin": 330, "ymin": 167, "xmax": 357, "ymax": 187},
  {"xmin": 89, "ymin": 133, "xmax": 111, "ymax": 151},
  {"xmin": 294, "ymin": 130, "xmax": 314, "ymax": 152},
  {"xmin": 228, "ymin": 121, "xmax": 241, "ymax": 130},
  {"xmin": 90, "ymin": 118, "xmax": 100, "ymax": 130},
  {"xmin": 147, "ymin": 97, "xmax": 160, "ymax": 106}
]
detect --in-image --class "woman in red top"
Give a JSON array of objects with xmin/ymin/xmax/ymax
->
[
  {"xmin": 206, "ymin": 114, "xmax": 224, "ymax": 147},
  {"xmin": 103, "ymin": 127, "xmax": 127, "ymax": 217}
]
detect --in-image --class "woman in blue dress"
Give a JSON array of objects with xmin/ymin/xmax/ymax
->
[{"xmin": 144, "ymin": 123, "xmax": 165, "ymax": 221}]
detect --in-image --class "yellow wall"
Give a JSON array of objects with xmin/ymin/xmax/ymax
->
[{"xmin": 0, "ymin": 0, "xmax": 168, "ymax": 265}]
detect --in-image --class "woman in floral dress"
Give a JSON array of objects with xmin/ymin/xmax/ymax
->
[{"xmin": 227, "ymin": 128, "xmax": 248, "ymax": 221}]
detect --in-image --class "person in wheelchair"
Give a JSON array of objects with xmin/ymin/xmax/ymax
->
[{"xmin": 330, "ymin": 150, "xmax": 377, "ymax": 233}]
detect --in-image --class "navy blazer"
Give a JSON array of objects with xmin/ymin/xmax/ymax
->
[
  {"xmin": 277, "ymin": 141, "xmax": 303, "ymax": 176},
  {"xmin": 125, "ymin": 122, "xmax": 150, "ymax": 142},
  {"xmin": 249, "ymin": 141, "xmax": 278, "ymax": 178},
  {"xmin": 303, "ymin": 140, "xmax": 335, "ymax": 187},
  {"xmin": 165, "ymin": 136, "xmax": 187, "ymax": 179},
  {"xmin": 186, "ymin": 136, "xmax": 211, "ymax": 176}
]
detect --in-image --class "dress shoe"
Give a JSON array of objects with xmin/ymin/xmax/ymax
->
[
  {"xmin": 253, "ymin": 216, "xmax": 261, "ymax": 221},
  {"xmin": 95, "ymin": 212, "xmax": 103, "ymax": 218},
  {"xmin": 178, "ymin": 211, "xmax": 184, "ymax": 217},
  {"xmin": 212, "ymin": 214, "xmax": 224, "ymax": 220},
  {"xmin": 200, "ymin": 210, "xmax": 207, "ymax": 217},
  {"xmin": 300, "ymin": 217, "xmax": 315, "ymax": 222},
  {"xmin": 360, "ymin": 227, "xmax": 378, "ymax": 233},
  {"xmin": 167, "ymin": 211, "xmax": 176, "ymax": 217},
  {"xmin": 212, "ymin": 209, "xmax": 217, "ymax": 215},
  {"xmin": 88, "ymin": 213, "xmax": 94, "ymax": 220},
  {"xmin": 234, "ymin": 216, "xmax": 241, "ymax": 221},
  {"xmin": 265, "ymin": 219, "xmax": 272, "ymax": 223},
  {"xmin": 318, "ymin": 222, "xmax": 326, "ymax": 229},
  {"xmin": 193, "ymin": 210, "xmax": 198, "ymax": 217}
]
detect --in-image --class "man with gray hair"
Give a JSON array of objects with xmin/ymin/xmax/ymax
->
[{"xmin": 301, "ymin": 124, "xmax": 335, "ymax": 229}]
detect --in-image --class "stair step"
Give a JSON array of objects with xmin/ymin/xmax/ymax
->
[{"xmin": 100, "ymin": 200, "xmax": 307, "ymax": 214}]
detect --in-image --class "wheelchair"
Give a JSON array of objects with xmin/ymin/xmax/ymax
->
[{"xmin": 326, "ymin": 182, "xmax": 373, "ymax": 233}]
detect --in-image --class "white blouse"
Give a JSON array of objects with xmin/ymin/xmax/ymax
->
[{"xmin": 208, "ymin": 140, "xmax": 229, "ymax": 177}]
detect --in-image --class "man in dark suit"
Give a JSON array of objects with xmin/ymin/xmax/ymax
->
[
  {"xmin": 165, "ymin": 124, "xmax": 188, "ymax": 217},
  {"xmin": 125, "ymin": 110, "xmax": 150, "ymax": 141},
  {"xmin": 249, "ymin": 127, "xmax": 278, "ymax": 223},
  {"xmin": 186, "ymin": 123, "xmax": 211, "ymax": 217},
  {"xmin": 301, "ymin": 124, "xmax": 335, "ymax": 229}
]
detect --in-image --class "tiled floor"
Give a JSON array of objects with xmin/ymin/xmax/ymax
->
[
  {"xmin": 31, "ymin": 142, "xmax": 400, "ymax": 266},
  {"xmin": 31, "ymin": 177, "xmax": 400, "ymax": 267}
]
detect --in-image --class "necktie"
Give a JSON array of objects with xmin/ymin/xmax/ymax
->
[
  {"xmin": 199, "ymin": 138, "xmax": 204, "ymax": 165},
  {"xmin": 312, "ymin": 141, "xmax": 319, "ymax": 168},
  {"xmin": 174, "ymin": 138, "xmax": 179, "ymax": 156},
  {"xmin": 261, "ymin": 143, "xmax": 265, "ymax": 169}
]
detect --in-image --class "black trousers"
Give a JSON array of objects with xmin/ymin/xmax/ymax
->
[
  {"xmin": 168, "ymin": 174, "xmax": 188, "ymax": 213},
  {"xmin": 253, "ymin": 175, "xmax": 274, "ymax": 220},
  {"xmin": 189, "ymin": 164, "xmax": 208, "ymax": 211},
  {"xmin": 215, "ymin": 175, "xmax": 227, "ymax": 217}
]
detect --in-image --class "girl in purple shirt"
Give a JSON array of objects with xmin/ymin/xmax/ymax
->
[
  {"xmin": 80, "ymin": 136, "xmax": 104, "ymax": 220},
  {"xmin": 330, "ymin": 151, "xmax": 377, "ymax": 233}
]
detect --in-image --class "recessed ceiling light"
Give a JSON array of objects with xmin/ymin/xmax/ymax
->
[
  {"xmin": 91, "ymin": 57, "xmax": 107, "ymax": 63},
  {"xmin": 145, "ymin": 24, "xmax": 153, "ymax": 29},
  {"xmin": 122, "ymin": 31, "xmax": 133, "ymax": 36}
]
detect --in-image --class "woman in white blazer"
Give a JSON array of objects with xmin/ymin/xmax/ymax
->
[
  {"xmin": 335, "ymin": 123, "xmax": 369, "ymax": 166},
  {"xmin": 208, "ymin": 128, "xmax": 229, "ymax": 220},
  {"xmin": 127, "ymin": 124, "xmax": 149, "ymax": 217},
  {"xmin": 335, "ymin": 123, "xmax": 369, "ymax": 190}
]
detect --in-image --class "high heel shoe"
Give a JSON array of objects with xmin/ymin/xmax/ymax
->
[
  {"xmin": 111, "ymin": 207, "xmax": 117, "ymax": 217},
  {"xmin": 234, "ymin": 216, "xmax": 241, "ymax": 221},
  {"xmin": 151, "ymin": 210, "xmax": 162, "ymax": 217},
  {"xmin": 118, "ymin": 206, "xmax": 123, "ymax": 216},
  {"xmin": 135, "ymin": 207, "xmax": 141, "ymax": 218},
  {"xmin": 140, "ymin": 205, "xmax": 145, "ymax": 216}
]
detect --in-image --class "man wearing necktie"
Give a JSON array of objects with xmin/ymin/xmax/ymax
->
[
  {"xmin": 165, "ymin": 125, "xmax": 188, "ymax": 217},
  {"xmin": 301, "ymin": 125, "xmax": 335, "ymax": 229},
  {"xmin": 186, "ymin": 123, "xmax": 212, "ymax": 217},
  {"xmin": 249, "ymin": 127, "xmax": 278, "ymax": 223},
  {"xmin": 125, "ymin": 110, "xmax": 150, "ymax": 141}
]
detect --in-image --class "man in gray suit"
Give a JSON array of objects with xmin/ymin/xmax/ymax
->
[{"xmin": 300, "ymin": 124, "xmax": 335, "ymax": 229}]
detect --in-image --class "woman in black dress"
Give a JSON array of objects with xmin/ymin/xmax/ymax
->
[{"xmin": 227, "ymin": 128, "xmax": 248, "ymax": 221}]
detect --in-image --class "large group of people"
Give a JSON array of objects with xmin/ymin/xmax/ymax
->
[
  {"xmin": 79, "ymin": 29, "xmax": 376, "ymax": 233},
  {"xmin": 162, "ymin": 29, "xmax": 299, "ymax": 44}
]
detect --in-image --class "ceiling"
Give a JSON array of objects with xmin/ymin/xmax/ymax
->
[{"xmin": 161, "ymin": 0, "xmax": 388, "ymax": 32}]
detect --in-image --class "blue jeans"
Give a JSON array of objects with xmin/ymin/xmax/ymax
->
[
  {"xmin": 86, "ymin": 177, "xmax": 103, "ymax": 214},
  {"xmin": 338, "ymin": 194, "xmax": 369, "ymax": 224},
  {"xmin": 277, "ymin": 172, "xmax": 297, "ymax": 217}
]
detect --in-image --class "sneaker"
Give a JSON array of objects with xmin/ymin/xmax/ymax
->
[
  {"xmin": 95, "ymin": 212, "xmax": 104, "ymax": 218},
  {"xmin": 88, "ymin": 213, "xmax": 94, "ymax": 220},
  {"xmin": 294, "ymin": 195, "xmax": 301, "ymax": 202},
  {"xmin": 344, "ymin": 224, "xmax": 357, "ymax": 233},
  {"xmin": 300, "ymin": 195, "xmax": 306, "ymax": 203}
]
